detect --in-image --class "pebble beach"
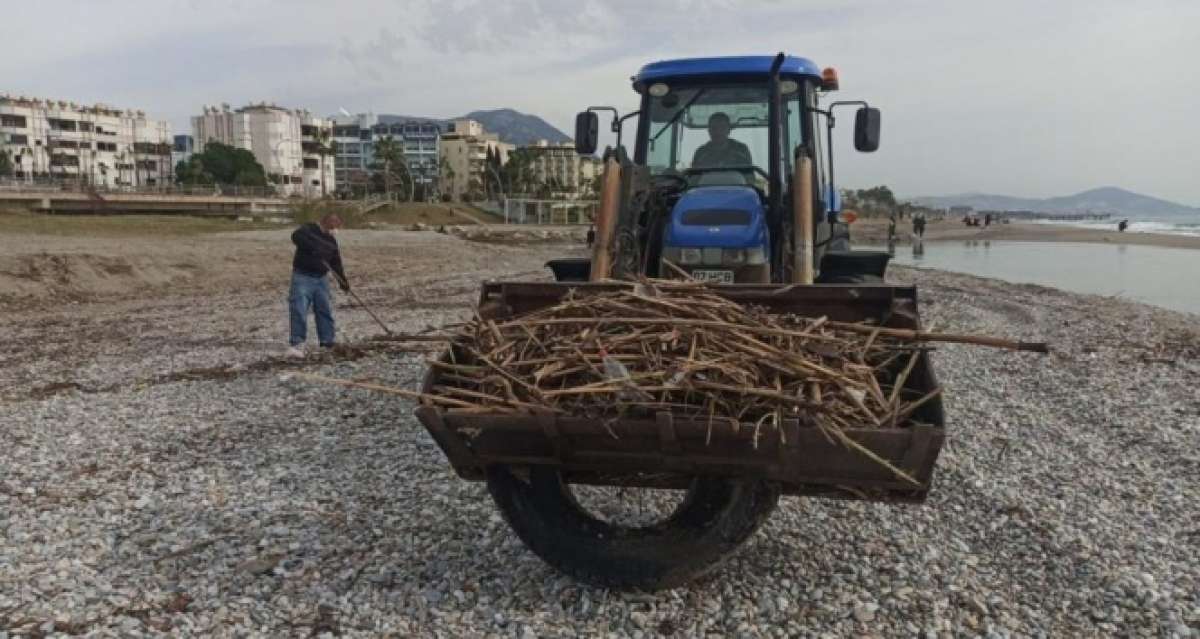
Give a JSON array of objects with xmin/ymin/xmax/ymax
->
[{"xmin": 2, "ymin": 228, "xmax": 1198, "ymax": 637}]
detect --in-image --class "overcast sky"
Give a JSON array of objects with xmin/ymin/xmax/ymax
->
[{"xmin": 4, "ymin": 0, "xmax": 1197, "ymax": 203}]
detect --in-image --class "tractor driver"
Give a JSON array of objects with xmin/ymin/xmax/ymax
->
[{"xmin": 691, "ymin": 112, "xmax": 753, "ymax": 170}]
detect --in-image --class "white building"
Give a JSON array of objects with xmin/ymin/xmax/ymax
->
[
  {"xmin": 438, "ymin": 119, "xmax": 513, "ymax": 202},
  {"xmin": 522, "ymin": 139, "xmax": 600, "ymax": 198},
  {"xmin": 0, "ymin": 94, "xmax": 173, "ymax": 188},
  {"xmin": 191, "ymin": 103, "xmax": 335, "ymax": 197}
]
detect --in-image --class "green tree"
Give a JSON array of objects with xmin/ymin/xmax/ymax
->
[
  {"xmin": 501, "ymin": 148, "xmax": 539, "ymax": 196},
  {"xmin": 439, "ymin": 156, "xmax": 456, "ymax": 201},
  {"xmin": 0, "ymin": 149, "xmax": 12, "ymax": 177},
  {"xmin": 175, "ymin": 142, "xmax": 266, "ymax": 187},
  {"xmin": 371, "ymin": 135, "xmax": 410, "ymax": 200}
]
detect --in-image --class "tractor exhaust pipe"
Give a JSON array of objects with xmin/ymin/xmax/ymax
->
[
  {"xmin": 793, "ymin": 151, "xmax": 815, "ymax": 284},
  {"xmin": 590, "ymin": 156, "xmax": 622, "ymax": 281}
]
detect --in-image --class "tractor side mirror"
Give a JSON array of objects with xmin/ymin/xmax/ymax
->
[
  {"xmin": 854, "ymin": 107, "xmax": 881, "ymax": 152},
  {"xmin": 574, "ymin": 111, "xmax": 599, "ymax": 156}
]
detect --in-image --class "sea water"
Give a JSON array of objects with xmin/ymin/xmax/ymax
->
[{"xmin": 877, "ymin": 241, "xmax": 1200, "ymax": 315}]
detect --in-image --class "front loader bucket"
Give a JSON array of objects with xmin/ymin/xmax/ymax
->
[{"xmin": 416, "ymin": 281, "xmax": 945, "ymax": 503}]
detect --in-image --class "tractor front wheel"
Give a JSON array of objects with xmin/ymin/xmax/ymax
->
[{"xmin": 486, "ymin": 465, "xmax": 779, "ymax": 590}]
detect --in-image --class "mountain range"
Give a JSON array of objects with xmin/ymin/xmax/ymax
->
[
  {"xmin": 376, "ymin": 108, "xmax": 570, "ymax": 146},
  {"xmin": 911, "ymin": 187, "xmax": 1199, "ymax": 217}
]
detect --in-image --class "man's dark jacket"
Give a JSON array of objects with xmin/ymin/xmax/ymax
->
[{"xmin": 291, "ymin": 223, "xmax": 347, "ymax": 285}]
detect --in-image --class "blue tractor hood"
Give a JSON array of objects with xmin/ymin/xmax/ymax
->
[{"xmin": 664, "ymin": 186, "xmax": 768, "ymax": 248}]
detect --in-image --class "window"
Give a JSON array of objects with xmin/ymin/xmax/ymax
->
[
  {"xmin": 50, "ymin": 154, "xmax": 79, "ymax": 167},
  {"xmin": 645, "ymin": 83, "xmax": 804, "ymax": 183},
  {"xmin": 303, "ymin": 158, "xmax": 319, "ymax": 169},
  {"xmin": 1, "ymin": 114, "xmax": 27, "ymax": 128},
  {"xmin": 96, "ymin": 142, "xmax": 117, "ymax": 152},
  {"xmin": 48, "ymin": 118, "xmax": 78, "ymax": 132},
  {"xmin": 301, "ymin": 124, "xmax": 317, "ymax": 136},
  {"xmin": 8, "ymin": 134, "xmax": 28, "ymax": 145},
  {"xmin": 79, "ymin": 121, "xmax": 94, "ymax": 132},
  {"xmin": 134, "ymin": 142, "xmax": 168, "ymax": 154}
]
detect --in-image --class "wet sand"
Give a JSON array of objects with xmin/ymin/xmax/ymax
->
[{"xmin": 852, "ymin": 218, "xmax": 1200, "ymax": 250}]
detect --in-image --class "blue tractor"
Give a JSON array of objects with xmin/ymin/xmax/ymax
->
[
  {"xmin": 548, "ymin": 53, "xmax": 887, "ymax": 285},
  {"xmin": 416, "ymin": 54, "xmax": 943, "ymax": 590}
]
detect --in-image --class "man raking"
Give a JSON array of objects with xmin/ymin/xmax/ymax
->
[{"xmin": 286, "ymin": 213, "xmax": 350, "ymax": 357}]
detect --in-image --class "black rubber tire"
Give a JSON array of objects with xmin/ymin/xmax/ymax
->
[{"xmin": 487, "ymin": 466, "xmax": 780, "ymax": 590}]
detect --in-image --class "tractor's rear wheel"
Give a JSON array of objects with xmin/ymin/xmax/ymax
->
[{"xmin": 486, "ymin": 465, "xmax": 780, "ymax": 590}]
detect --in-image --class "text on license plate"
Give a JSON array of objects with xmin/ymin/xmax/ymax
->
[{"xmin": 691, "ymin": 269, "xmax": 734, "ymax": 283}]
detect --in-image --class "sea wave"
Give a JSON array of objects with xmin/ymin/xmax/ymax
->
[{"xmin": 1029, "ymin": 218, "xmax": 1200, "ymax": 237}]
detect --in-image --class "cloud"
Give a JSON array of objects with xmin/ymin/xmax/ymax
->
[
  {"xmin": 338, "ymin": 28, "xmax": 407, "ymax": 82},
  {"xmin": 3, "ymin": 0, "xmax": 1197, "ymax": 203}
]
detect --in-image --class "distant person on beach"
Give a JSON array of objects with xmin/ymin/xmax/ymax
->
[
  {"xmin": 984, "ymin": 213, "xmax": 992, "ymax": 228},
  {"xmin": 1118, "ymin": 219, "xmax": 1129, "ymax": 232},
  {"xmin": 586, "ymin": 225, "xmax": 596, "ymax": 248},
  {"xmin": 913, "ymin": 211, "xmax": 927, "ymax": 238}
]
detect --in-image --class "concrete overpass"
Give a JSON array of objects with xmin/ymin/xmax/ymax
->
[{"xmin": 0, "ymin": 189, "xmax": 291, "ymax": 216}]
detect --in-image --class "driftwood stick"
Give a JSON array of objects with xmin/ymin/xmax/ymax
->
[
  {"xmin": 826, "ymin": 321, "xmax": 1050, "ymax": 353},
  {"xmin": 293, "ymin": 372, "xmax": 477, "ymax": 408}
]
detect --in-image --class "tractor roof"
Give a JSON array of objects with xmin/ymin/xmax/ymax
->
[{"xmin": 633, "ymin": 55, "xmax": 821, "ymax": 91}]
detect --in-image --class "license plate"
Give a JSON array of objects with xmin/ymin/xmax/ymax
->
[{"xmin": 691, "ymin": 269, "xmax": 734, "ymax": 283}]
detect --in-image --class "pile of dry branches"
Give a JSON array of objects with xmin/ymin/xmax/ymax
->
[{"xmin": 426, "ymin": 281, "xmax": 1040, "ymax": 435}]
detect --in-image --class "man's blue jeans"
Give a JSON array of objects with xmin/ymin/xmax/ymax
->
[{"xmin": 289, "ymin": 271, "xmax": 335, "ymax": 346}]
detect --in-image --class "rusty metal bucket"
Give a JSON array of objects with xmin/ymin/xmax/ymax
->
[{"xmin": 415, "ymin": 281, "xmax": 946, "ymax": 503}]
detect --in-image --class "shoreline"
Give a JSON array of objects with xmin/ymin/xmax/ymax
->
[{"xmin": 851, "ymin": 218, "xmax": 1200, "ymax": 250}]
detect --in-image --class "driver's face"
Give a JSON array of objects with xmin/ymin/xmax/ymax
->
[{"xmin": 708, "ymin": 119, "xmax": 730, "ymax": 142}]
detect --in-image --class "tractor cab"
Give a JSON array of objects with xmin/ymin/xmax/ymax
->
[
  {"xmin": 641, "ymin": 74, "xmax": 786, "ymax": 282},
  {"xmin": 570, "ymin": 54, "xmax": 885, "ymax": 285}
]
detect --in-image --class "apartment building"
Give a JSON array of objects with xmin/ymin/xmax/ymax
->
[
  {"xmin": 191, "ymin": 103, "xmax": 334, "ymax": 196},
  {"xmin": 522, "ymin": 139, "xmax": 600, "ymax": 197},
  {"xmin": 330, "ymin": 113, "xmax": 441, "ymax": 197},
  {"xmin": 438, "ymin": 119, "xmax": 513, "ymax": 201},
  {"xmin": 0, "ymin": 94, "xmax": 172, "ymax": 188}
]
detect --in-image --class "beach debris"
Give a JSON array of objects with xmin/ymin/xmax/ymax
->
[{"xmin": 304, "ymin": 281, "xmax": 1044, "ymax": 431}]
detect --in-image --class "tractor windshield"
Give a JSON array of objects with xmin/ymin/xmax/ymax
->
[{"xmin": 644, "ymin": 82, "xmax": 804, "ymax": 187}]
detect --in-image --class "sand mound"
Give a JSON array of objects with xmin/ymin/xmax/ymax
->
[{"xmin": 0, "ymin": 252, "xmax": 201, "ymax": 300}]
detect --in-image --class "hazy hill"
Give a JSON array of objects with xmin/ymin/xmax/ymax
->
[
  {"xmin": 375, "ymin": 109, "xmax": 570, "ymax": 147},
  {"xmin": 913, "ymin": 187, "xmax": 1199, "ymax": 217},
  {"xmin": 459, "ymin": 109, "xmax": 571, "ymax": 146}
]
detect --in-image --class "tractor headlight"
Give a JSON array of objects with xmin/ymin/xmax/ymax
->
[
  {"xmin": 679, "ymin": 248, "xmax": 702, "ymax": 265},
  {"xmin": 661, "ymin": 247, "xmax": 681, "ymax": 263},
  {"xmin": 701, "ymin": 247, "xmax": 723, "ymax": 265},
  {"xmin": 723, "ymin": 249, "xmax": 746, "ymax": 265},
  {"xmin": 746, "ymin": 246, "xmax": 767, "ymax": 265}
]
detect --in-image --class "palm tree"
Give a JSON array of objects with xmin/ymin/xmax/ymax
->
[{"xmin": 371, "ymin": 135, "xmax": 412, "ymax": 201}]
